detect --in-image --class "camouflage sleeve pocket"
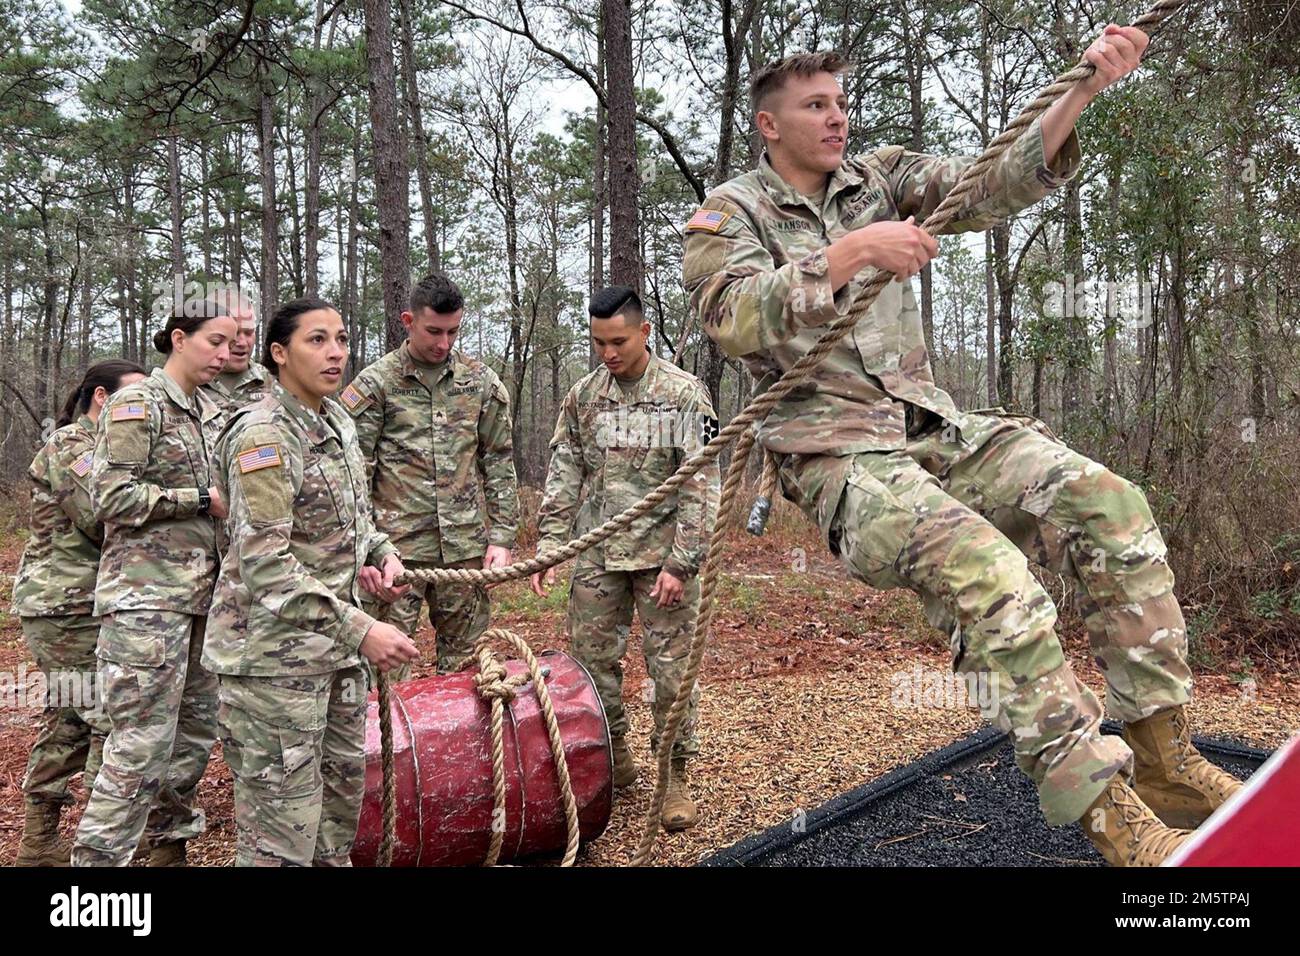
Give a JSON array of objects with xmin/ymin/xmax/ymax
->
[
  {"xmin": 232, "ymin": 430, "xmax": 295, "ymax": 527},
  {"xmin": 104, "ymin": 407, "xmax": 153, "ymax": 465},
  {"xmin": 97, "ymin": 609, "xmax": 168, "ymax": 667}
]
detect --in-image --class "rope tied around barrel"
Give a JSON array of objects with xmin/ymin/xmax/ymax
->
[
  {"xmin": 375, "ymin": 0, "xmax": 1190, "ymax": 867},
  {"xmin": 373, "ymin": 632, "xmax": 581, "ymax": 868},
  {"xmin": 475, "ymin": 630, "xmax": 582, "ymax": 867}
]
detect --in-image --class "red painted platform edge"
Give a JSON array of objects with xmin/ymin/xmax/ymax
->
[{"xmin": 1167, "ymin": 732, "xmax": 1300, "ymax": 867}]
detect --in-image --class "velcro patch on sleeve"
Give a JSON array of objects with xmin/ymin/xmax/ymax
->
[
  {"xmin": 685, "ymin": 207, "xmax": 731, "ymax": 234},
  {"xmin": 237, "ymin": 444, "xmax": 283, "ymax": 474},
  {"xmin": 71, "ymin": 451, "xmax": 94, "ymax": 477},
  {"xmin": 339, "ymin": 383, "xmax": 368, "ymax": 412},
  {"xmin": 700, "ymin": 414, "xmax": 720, "ymax": 445},
  {"xmin": 110, "ymin": 403, "xmax": 148, "ymax": 422}
]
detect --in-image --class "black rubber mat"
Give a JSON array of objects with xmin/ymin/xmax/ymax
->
[{"xmin": 702, "ymin": 722, "xmax": 1269, "ymax": 867}]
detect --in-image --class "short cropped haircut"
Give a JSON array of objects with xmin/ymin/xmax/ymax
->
[
  {"xmin": 749, "ymin": 51, "xmax": 851, "ymax": 112},
  {"xmin": 410, "ymin": 272, "xmax": 464, "ymax": 315},
  {"xmin": 588, "ymin": 286, "xmax": 643, "ymax": 324}
]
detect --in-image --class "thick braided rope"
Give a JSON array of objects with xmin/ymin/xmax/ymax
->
[
  {"xmin": 473, "ymin": 629, "xmax": 583, "ymax": 867},
  {"xmin": 384, "ymin": 0, "xmax": 1187, "ymax": 866},
  {"xmin": 474, "ymin": 647, "xmax": 520, "ymax": 867},
  {"xmin": 757, "ymin": 448, "xmax": 780, "ymax": 505},
  {"xmin": 376, "ymin": 670, "xmax": 397, "ymax": 867}
]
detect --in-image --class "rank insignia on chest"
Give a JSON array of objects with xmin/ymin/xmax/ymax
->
[
  {"xmin": 339, "ymin": 384, "xmax": 365, "ymax": 410},
  {"xmin": 686, "ymin": 208, "xmax": 731, "ymax": 233},
  {"xmin": 238, "ymin": 444, "xmax": 283, "ymax": 473},
  {"xmin": 71, "ymin": 452, "xmax": 93, "ymax": 477},
  {"xmin": 111, "ymin": 404, "xmax": 148, "ymax": 422}
]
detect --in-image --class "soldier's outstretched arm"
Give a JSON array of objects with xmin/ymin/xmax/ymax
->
[
  {"xmin": 882, "ymin": 110, "xmax": 1081, "ymax": 235},
  {"xmin": 477, "ymin": 371, "xmax": 520, "ymax": 550},
  {"xmin": 227, "ymin": 423, "xmax": 378, "ymax": 653},
  {"xmin": 878, "ymin": 25, "xmax": 1156, "ymax": 233},
  {"xmin": 665, "ymin": 384, "xmax": 721, "ymax": 580},
  {"xmin": 535, "ymin": 390, "xmax": 584, "ymax": 558},
  {"xmin": 91, "ymin": 396, "xmax": 204, "ymax": 527}
]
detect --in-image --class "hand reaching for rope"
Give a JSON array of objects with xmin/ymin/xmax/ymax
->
[
  {"xmin": 530, "ymin": 565, "xmax": 556, "ymax": 598},
  {"xmin": 1081, "ymin": 25, "xmax": 1150, "ymax": 95},
  {"xmin": 360, "ymin": 552, "xmax": 410, "ymax": 603},
  {"xmin": 361, "ymin": 620, "xmax": 420, "ymax": 672},
  {"xmin": 859, "ymin": 216, "xmax": 940, "ymax": 283},
  {"xmin": 483, "ymin": 545, "xmax": 513, "ymax": 574}
]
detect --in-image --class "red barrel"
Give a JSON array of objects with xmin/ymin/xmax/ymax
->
[{"xmin": 351, "ymin": 649, "xmax": 613, "ymax": 866}]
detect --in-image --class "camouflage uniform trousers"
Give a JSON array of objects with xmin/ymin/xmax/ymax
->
[
  {"xmin": 217, "ymin": 664, "xmax": 368, "ymax": 867},
  {"xmin": 364, "ymin": 557, "xmax": 489, "ymax": 683},
  {"xmin": 71, "ymin": 611, "xmax": 219, "ymax": 865},
  {"xmin": 567, "ymin": 557, "xmax": 701, "ymax": 760},
  {"xmin": 807, "ymin": 411, "xmax": 1191, "ymax": 826},
  {"xmin": 20, "ymin": 615, "xmax": 111, "ymax": 804}
]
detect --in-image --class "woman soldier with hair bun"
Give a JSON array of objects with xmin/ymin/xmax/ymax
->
[
  {"xmin": 205, "ymin": 296, "xmax": 418, "ymax": 866},
  {"xmin": 72, "ymin": 309, "xmax": 237, "ymax": 867},
  {"xmin": 11, "ymin": 359, "xmax": 146, "ymax": 866}
]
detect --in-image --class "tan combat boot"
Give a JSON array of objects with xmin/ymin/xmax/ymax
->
[
  {"xmin": 148, "ymin": 839, "xmax": 188, "ymax": 867},
  {"xmin": 661, "ymin": 758, "xmax": 698, "ymax": 832},
  {"xmin": 610, "ymin": 735, "xmax": 640, "ymax": 789},
  {"xmin": 14, "ymin": 798, "xmax": 71, "ymax": 867},
  {"xmin": 1123, "ymin": 704, "xmax": 1244, "ymax": 829},
  {"xmin": 1080, "ymin": 774, "xmax": 1193, "ymax": 866}
]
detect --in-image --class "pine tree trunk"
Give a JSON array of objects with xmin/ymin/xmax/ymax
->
[
  {"xmin": 602, "ymin": 0, "xmax": 641, "ymax": 289},
  {"xmin": 363, "ymin": 0, "xmax": 412, "ymax": 350},
  {"xmin": 398, "ymin": 0, "xmax": 440, "ymax": 272},
  {"xmin": 257, "ymin": 82, "xmax": 279, "ymax": 321}
]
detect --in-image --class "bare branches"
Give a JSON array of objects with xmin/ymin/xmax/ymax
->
[{"xmin": 438, "ymin": 0, "xmax": 706, "ymax": 200}]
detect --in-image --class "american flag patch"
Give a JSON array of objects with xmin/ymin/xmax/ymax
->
[
  {"xmin": 71, "ymin": 452, "xmax": 93, "ymax": 477},
  {"xmin": 339, "ymin": 383, "xmax": 365, "ymax": 410},
  {"xmin": 237, "ymin": 444, "xmax": 282, "ymax": 474},
  {"xmin": 685, "ymin": 208, "xmax": 731, "ymax": 234},
  {"xmin": 110, "ymin": 404, "xmax": 147, "ymax": 422}
]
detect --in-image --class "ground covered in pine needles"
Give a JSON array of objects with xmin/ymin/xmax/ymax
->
[{"xmin": 1, "ymin": 511, "xmax": 1296, "ymax": 867}]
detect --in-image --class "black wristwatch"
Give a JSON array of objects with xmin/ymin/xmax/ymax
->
[{"xmin": 197, "ymin": 488, "xmax": 212, "ymax": 516}]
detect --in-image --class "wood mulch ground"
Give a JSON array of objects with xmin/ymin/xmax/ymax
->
[{"xmin": 1, "ymin": 518, "xmax": 1296, "ymax": 868}]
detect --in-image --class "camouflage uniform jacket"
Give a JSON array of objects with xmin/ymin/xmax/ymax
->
[
  {"xmin": 681, "ymin": 115, "xmax": 1081, "ymax": 534},
  {"xmin": 536, "ymin": 351, "xmax": 721, "ymax": 577},
  {"xmin": 203, "ymin": 381, "xmax": 398, "ymax": 677},
  {"xmin": 202, "ymin": 361, "xmax": 273, "ymax": 418},
  {"xmin": 12, "ymin": 416, "xmax": 102, "ymax": 617},
  {"xmin": 340, "ymin": 342, "xmax": 519, "ymax": 564},
  {"xmin": 92, "ymin": 367, "xmax": 223, "ymax": 617}
]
